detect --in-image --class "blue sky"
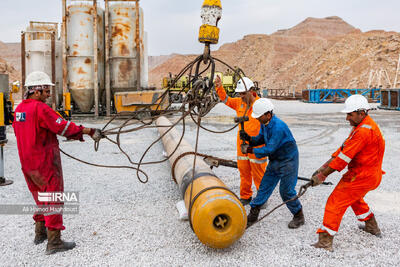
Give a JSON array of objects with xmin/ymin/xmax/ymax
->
[{"xmin": 0, "ymin": 0, "xmax": 399, "ymax": 55}]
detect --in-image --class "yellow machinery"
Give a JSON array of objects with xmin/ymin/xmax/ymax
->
[
  {"xmin": 62, "ymin": 92, "xmax": 71, "ymax": 118},
  {"xmin": 114, "ymin": 90, "xmax": 169, "ymax": 115},
  {"xmin": 219, "ymin": 72, "xmax": 234, "ymax": 96},
  {"xmin": 162, "ymin": 74, "xmax": 190, "ymax": 103},
  {"xmin": 10, "ymin": 81, "xmax": 20, "ymax": 110},
  {"xmin": 210, "ymin": 71, "xmax": 236, "ymax": 96},
  {"xmin": 218, "ymin": 68, "xmax": 262, "ymax": 97},
  {"xmin": 162, "ymin": 67, "xmax": 258, "ymax": 103}
]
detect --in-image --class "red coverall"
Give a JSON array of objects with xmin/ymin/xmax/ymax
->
[
  {"xmin": 317, "ymin": 115, "xmax": 385, "ymax": 236},
  {"xmin": 216, "ymin": 85, "xmax": 267, "ymax": 199},
  {"xmin": 13, "ymin": 99, "xmax": 85, "ymax": 231}
]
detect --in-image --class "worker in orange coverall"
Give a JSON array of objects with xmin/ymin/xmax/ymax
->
[
  {"xmin": 310, "ymin": 94, "xmax": 385, "ymax": 252},
  {"xmin": 214, "ymin": 75, "xmax": 267, "ymax": 206},
  {"xmin": 13, "ymin": 71, "xmax": 104, "ymax": 255}
]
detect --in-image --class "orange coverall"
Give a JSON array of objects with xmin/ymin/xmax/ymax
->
[
  {"xmin": 216, "ymin": 85, "xmax": 267, "ymax": 199},
  {"xmin": 317, "ymin": 115, "xmax": 385, "ymax": 236}
]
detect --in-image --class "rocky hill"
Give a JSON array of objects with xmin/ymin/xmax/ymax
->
[
  {"xmin": 148, "ymin": 54, "xmax": 177, "ymax": 70},
  {"xmin": 149, "ymin": 16, "xmax": 400, "ymax": 91},
  {"xmin": 0, "ymin": 41, "xmax": 20, "ymax": 71},
  {"xmin": 0, "ymin": 41, "xmax": 21, "ymax": 82},
  {"xmin": 0, "ymin": 57, "xmax": 20, "ymax": 82}
]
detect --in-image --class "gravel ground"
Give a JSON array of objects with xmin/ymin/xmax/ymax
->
[{"xmin": 0, "ymin": 100, "xmax": 399, "ymax": 266}]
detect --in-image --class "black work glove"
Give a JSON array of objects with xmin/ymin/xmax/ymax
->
[
  {"xmin": 240, "ymin": 143, "xmax": 254, "ymax": 154},
  {"xmin": 239, "ymin": 130, "xmax": 251, "ymax": 142}
]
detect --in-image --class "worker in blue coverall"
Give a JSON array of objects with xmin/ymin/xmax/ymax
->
[{"xmin": 240, "ymin": 98, "xmax": 305, "ymax": 228}]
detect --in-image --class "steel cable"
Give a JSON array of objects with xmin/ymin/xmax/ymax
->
[{"xmin": 63, "ymin": 54, "xmax": 248, "ymax": 184}]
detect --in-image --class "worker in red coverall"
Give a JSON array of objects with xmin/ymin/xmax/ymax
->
[
  {"xmin": 214, "ymin": 76, "xmax": 267, "ymax": 206},
  {"xmin": 13, "ymin": 71, "xmax": 103, "ymax": 255},
  {"xmin": 310, "ymin": 94, "xmax": 385, "ymax": 252}
]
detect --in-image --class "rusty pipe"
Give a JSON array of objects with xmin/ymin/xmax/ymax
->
[
  {"xmin": 93, "ymin": 0, "xmax": 99, "ymax": 117},
  {"xmin": 62, "ymin": 0, "xmax": 69, "ymax": 112},
  {"xmin": 21, "ymin": 32, "xmax": 26, "ymax": 97},
  {"xmin": 51, "ymin": 31, "xmax": 56, "ymax": 110},
  {"xmin": 135, "ymin": 0, "xmax": 141, "ymax": 90},
  {"xmin": 104, "ymin": 0, "xmax": 111, "ymax": 116},
  {"xmin": 156, "ymin": 116, "xmax": 246, "ymax": 249}
]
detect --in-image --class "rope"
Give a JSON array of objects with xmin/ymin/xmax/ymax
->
[
  {"xmin": 187, "ymin": 115, "xmax": 202, "ymax": 232},
  {"xmin": 61, "ymin": 53, "xmax": 248, "ymax": 184},
  {"xmin": 246, "ymin": 182, "xmax": 312, "ymax": 229},
  {"xmin": 60, "ymin": 149, "xmax": 149, "ymax": 183}
]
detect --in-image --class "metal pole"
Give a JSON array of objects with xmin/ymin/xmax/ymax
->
[
  {"xmin": 0, "ymin": 146, "xmax": 4, "ymax": 178},
  {"xmin": 0, "ymin": 146, "xmax": 12, "ymax": 186},
  {"xmin": 0, "ymin": 74, "xmax": 12, "ymax": 186},
  {"xmin": 105, "ymin": 0, "xmax": 111, "ymax": 116},
  {"xmin": 135, "ymin": 0, "xmax": 141, "ymax": 90},
  {"xmin": 21, "ymin": 32, "xmax": 26, "ymax": 98},
  {"xmin": 93, "ymin": 0, "xmax": 99, "ymax": 117},
  {"xmin": 62, "ymin": 0, "xmax": 68, "ymax": 111},
  {"xmin": 51, "ymin": 31, "xmax": 56, "ymax": 110}
]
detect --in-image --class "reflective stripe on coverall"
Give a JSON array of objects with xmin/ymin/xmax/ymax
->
[
  {"xmin": 317, "ymin": 115, "xmax": 385, "ymax": 236},
  {"xmin": 216, "ymin": 85, "xmax": 267, "ymax": 199},
  {"xmin": 249, "ymin": 116, "xmax": 302, "ymax": 215},
  {"xmin": 13, "ymin": 99, "xmax": 85, "ymax": 230}
]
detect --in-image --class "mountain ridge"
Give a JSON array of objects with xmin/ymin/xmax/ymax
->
[{"xmin": 149, "ymin": 16, "xmax": 399, "ymax": 91}]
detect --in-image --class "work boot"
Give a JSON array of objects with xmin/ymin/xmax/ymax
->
[
  {"xmin": 312, "ymin": 232, "xmax": 334, "ymax": 252},
  {"xmin": 34, "ymin": 221, "xmax": 47, "ymax": 245},
  {"xmin": 288, "ymin": 209, "xmax": 305, "ymax": 229},
  {"xmin": 359, "ymin": 215, "xmax": 381, "ymax": 237},
  {"xmin": 240, "ymin": 197, "xmax": 252, "ymax": 206},
  {"xmin": 46, "ymin": 229, "xmax": 76, "ymax": 255},
  {"xmin": 247, "ymin": 206, "xmax": 260, "ymax": 227}
]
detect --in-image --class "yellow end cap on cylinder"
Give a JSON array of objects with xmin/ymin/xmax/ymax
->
[
  {"xmin": 202, "ymin": 0, "xmax": 222, "ymax": 8},
  {"xmin": 198, "ymin": 25, "xmax": 219, "ymax": 44},
  {"xmin": 190, "ymin": 189, "xmax": 247, "ymax": 249}
]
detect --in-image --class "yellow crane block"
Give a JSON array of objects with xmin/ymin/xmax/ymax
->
[
  {"xmin": 202, "ymin": 0, "xmax": 222, "ymax": 8},
  {"xmin": 198, "ymin": 0, "xmax": 222, "ymax": 44}
]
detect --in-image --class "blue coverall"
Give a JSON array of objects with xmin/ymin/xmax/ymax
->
[{"xmin": 249, "ymin": 115, "xmax": 302, "ymax": 215}]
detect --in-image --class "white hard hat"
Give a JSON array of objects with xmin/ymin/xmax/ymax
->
[
  {"xmin": 25, "ymin": 71, "xmax": 54, "ymax": 87},
  {"xmin": 341, "ymin": 94, "xmax": 370, "ymax": 113},
  {"xmin": 251, "ymin": 98, "xmax": 274, "ymax": 118},
  {"xmin": 235, "ymin": 77, "xmax": 254, "ymax": 93}
]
